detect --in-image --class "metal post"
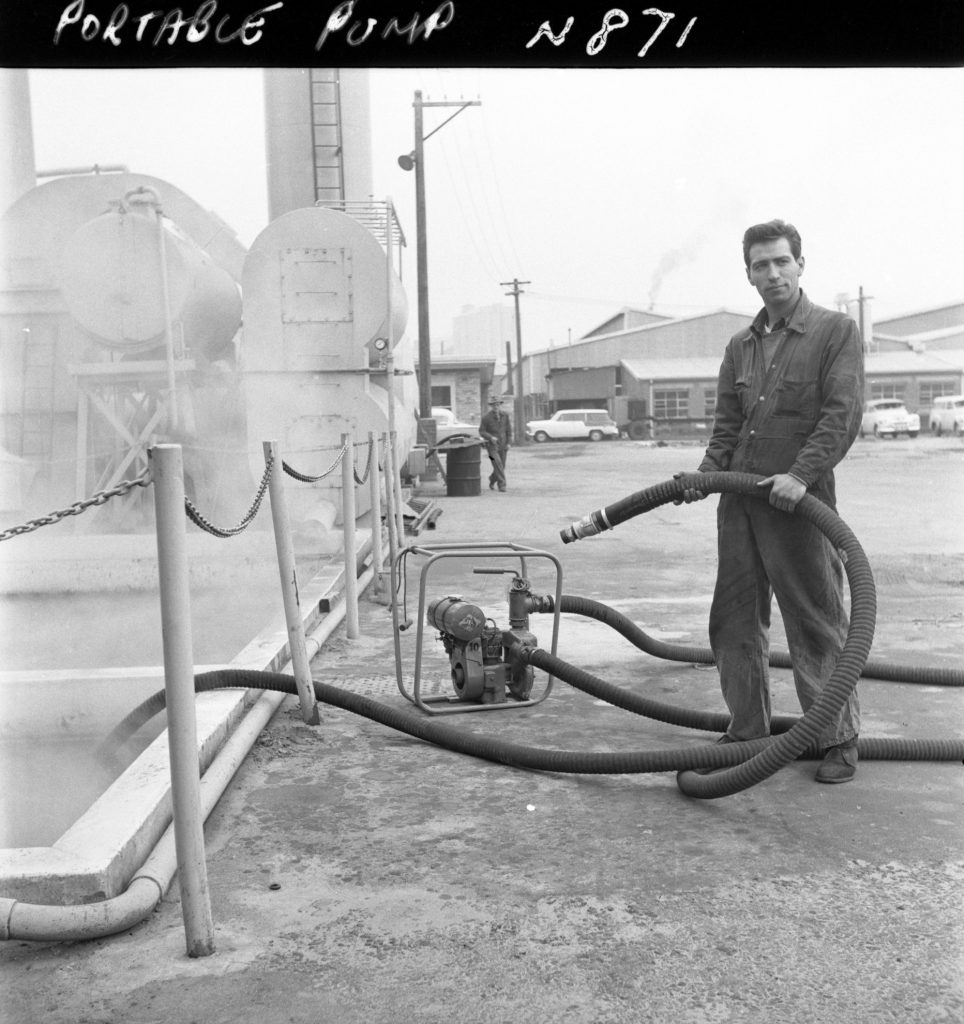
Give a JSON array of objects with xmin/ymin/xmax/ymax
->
[
  {"xmin": 75, "ymin": 385, "xmax": 88, "ymax": 501},
  {"xmin": 155, "ymin": 203, "xmax": 179, "ymax": 431},
  {"xmin": 501, "ymin": 278, "xmax": 530, "ymax": 446},
  {"xmin": 150, "ymin": 444, "xmax": 215, "ymax": 958},
  {"xmin": 383, "ymin": 199, "xmax": 400, "ymax": 544},
  {"xmin": 381, "ymin": 430, "xmax": 401, "ymax": 620},
  {"xmin": 263, "ymin": 440, "xmax": 320, "ymax": 725},
  {"xmin": 341, "ymin": 432, "xmax": 360, "ymax": 639},
  {"xmin": 368, "ymin": 430, "xmax": 385, "ymax": 592},
  {"xmin": 414, "ymin": 91, "xmax": 431, "ymax": 420}
]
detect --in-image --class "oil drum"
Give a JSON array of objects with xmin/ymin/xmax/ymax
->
[{"xmin": 442, "ymin": 438, "xmax": 482, "ymax": 497}]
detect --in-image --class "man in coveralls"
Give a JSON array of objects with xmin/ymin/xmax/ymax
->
[
  {"xmin": 677, "ymin": 219, "xmax": 865, "ymax": 784},
  {"xmin": 479, "ymin": 394, "xmax": 512, "ymax": 492}
]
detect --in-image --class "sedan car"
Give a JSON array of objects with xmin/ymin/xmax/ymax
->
[
  {"xmin": 526, "ymin": 409, "xmax": 620, "ymax": 442},
  {"xmin": 859, "ymin": 399, "xmax": 920, "ymax": 438},
  {"xmin": 430, "ymin": 407, "xmax": 479, "ymax": 444}
]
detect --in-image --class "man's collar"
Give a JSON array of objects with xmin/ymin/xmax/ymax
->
[{"xmin": 750, "ymin": 290, "xmax": 810, "ymax": 336}]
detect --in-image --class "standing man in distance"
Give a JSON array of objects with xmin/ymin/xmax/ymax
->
[
  {"xmin": 479, "ymin": 394, "xmax": 512, "ymax": 492},
  {"xmin": 677, "ymin": 219, "xmax": 865, "ymax": 783}
]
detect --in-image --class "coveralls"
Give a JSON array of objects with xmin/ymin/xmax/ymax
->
[
  {"xmin": 697, "ymin": 291, "xmax": 864, "ymax": 746},
  {"xmin": 479, "ymin": 407, "xmax": 512, "ymax": 490}
]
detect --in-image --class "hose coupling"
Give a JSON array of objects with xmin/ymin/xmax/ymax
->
[{"xmin": 560, "ymin": 508, "xmax": 612, "ymax": 544}]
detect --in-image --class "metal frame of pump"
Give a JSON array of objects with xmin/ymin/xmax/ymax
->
[{"xmin": 392, "ymin": 541, "xmax": 563, "ymax": 715}]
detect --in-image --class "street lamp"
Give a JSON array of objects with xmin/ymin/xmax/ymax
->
[{"xmin": 398, "ymin": 89, "xmax": 479, "ymax": 420}]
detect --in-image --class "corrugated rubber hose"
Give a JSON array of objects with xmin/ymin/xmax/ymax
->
[{"xmin": 101, "ymin": 471, "xmax": 962, "ymax": 799}]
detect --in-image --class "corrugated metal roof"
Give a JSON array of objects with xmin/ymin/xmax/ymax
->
[
  {"xmin": 621, "ymin": 357, "xmax": 723, "ymax": 381},
  {"xmin": 621, "ymin": 349, "xmax": 964, "ymax": 383},
  {"xmin": 863, "ymin": 349, "xmax": 964, "ymax": 373}
]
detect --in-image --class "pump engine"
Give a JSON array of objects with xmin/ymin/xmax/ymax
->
[{"xmin": 426, "ymin": 573, "xmax": 549, "ymax": 704}]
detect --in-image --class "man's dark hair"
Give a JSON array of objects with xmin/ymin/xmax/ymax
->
[{"xmin": 742, "ymin": 219, "xmax": 802, "ymax": 267}]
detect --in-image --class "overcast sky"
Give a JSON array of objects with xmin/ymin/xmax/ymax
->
[{"xmin": 24, "ymin": 65, "xmax": 964, "ymax": 351}]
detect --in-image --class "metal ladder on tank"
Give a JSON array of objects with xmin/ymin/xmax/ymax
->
[{"xmin": 310, "ymin": 68, "xmax": 346, "ymax": 204}]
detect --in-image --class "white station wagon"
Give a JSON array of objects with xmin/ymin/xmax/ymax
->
[
  {"xmin": 928, "ymin": 395, "xmax": 964, "ymax": 436},
  {"xmin": 526, "ymin": 409, "xmax": 620, "ymax": 443}
]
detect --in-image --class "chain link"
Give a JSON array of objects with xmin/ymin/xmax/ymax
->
[
  {"xmin": 184, "ymin": 453, "xmax": 273, "ymax": 538},
  {"xmin": 283, "ymin": 442, "xmax": 349, "ymax": 483},
  {"xmin": 352, "ymin": 437, "xmax": 375, "ymax": 485},
  {"xmin": 0, "ymin": 471, "xmax": 153, "ymax": 542}
]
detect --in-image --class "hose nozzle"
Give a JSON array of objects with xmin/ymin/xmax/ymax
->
[{"xmin": 559, "ymin": 508, "xmax": 612, "ymax": 544}]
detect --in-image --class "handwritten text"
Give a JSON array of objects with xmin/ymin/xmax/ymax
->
[
  {"xmin": 315, "ymin": 1, "xmax": 454, "ymax": 50},
  {"xmin": 53, "ymin": 0, "xmax": 284, "ymax": 46},
  {"xmin": 527, "ymin": 8, "xmax": 697, "ymax": 58}
]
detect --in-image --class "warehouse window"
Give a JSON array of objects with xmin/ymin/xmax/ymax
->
[
  {"xmin": 869, "ymin": 382, "xmax": 905, "ymax": 401},
  {"xmin": 919, "ymin": 381, "xmax": 958, "ymax": 406},
  {"xmin": 431, "ymin": 385, "xmax": 452, "ymax": 409},
  {"xmin": 703, "ymin": 389, "xmax": 717, "ymax": 418},
  {"xmin": 654, "ymin": 388, "xmax": 689, "ymax": 419}
]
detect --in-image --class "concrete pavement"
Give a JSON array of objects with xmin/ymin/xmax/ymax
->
[{"xmin": 3, "ymin": 438, "xmax": 962, "ymax": 1023}]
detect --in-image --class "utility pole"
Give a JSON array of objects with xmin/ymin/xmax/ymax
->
[
  {"xmin": 857, "ymin": 285, "xmax": 873, "ymax": 352},
  {"xmin": 399, "ymin": 91, "xmax": 480, "ymax": 420},
  {"xmin": 501, "ymin": 277, "xmax": 530, "ymax": 445}
]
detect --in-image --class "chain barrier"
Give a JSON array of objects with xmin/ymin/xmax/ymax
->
[
  {"xmin": 2, "ymin": 435, "xmax": 387, "ymax": 544},
  {"xmin": 353, "ymin": 437, "xmax": 375, "ymax": 485},
  {"xmin": 283, "ymin": 442, "xmax": 350, "ymax": 483},
  {"xmin": 184, "ymin": 452, "xmax": 273, "ymax": 538},
  {"xmin": 0, "ymin": 471, "xmax": 153, "ymax": 543}
]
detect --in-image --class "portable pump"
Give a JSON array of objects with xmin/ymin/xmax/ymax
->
[
  {"xmin": 427, "ymin": 572, "xmax": 551, "ymax": 704},
  {"xmin": 391, "ymin": 542, "xmax": 562, "ymax": 715}
]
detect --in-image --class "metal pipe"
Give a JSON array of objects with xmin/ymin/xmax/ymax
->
[
  {"xmin": 36, "ymin": 163, "xmax": 129, "ymax": 178},
  {"xmin": 368, "ymin": 430, "xmax": 384, "ymax": 594},
  {"xmin": 341, "ymin": 432, "xmax": 360, "ymax": 639},
  {"xmin": 381, "ymin": 430, "xmax": 404, "ymax": 640},
  {"xmin": 264, "ymin": 440, "xmax": 320, "ymax": 725},
  {"xmin": 389, "ymin": 429, "xmax": 406, "ymax": 552},
  {"xmin": 1, "ymin": 570, "xmax": 374, "ymax": 944},
  {"xmin": 150, "ymin": 444, "xmax": 215, "ymax": 958},
  {"xmin": 124, "ymin": 186, "xmax": 179, "ymax": 429}
]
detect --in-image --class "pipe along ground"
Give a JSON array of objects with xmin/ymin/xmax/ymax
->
[{"xmin": 100, "ymin": 472, "xmax": 961, "ymax": 802}]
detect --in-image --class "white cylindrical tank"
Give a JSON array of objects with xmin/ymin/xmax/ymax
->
[{"xmin": 56, "ymin": 204, "xmax": 241, "ymax": 359}]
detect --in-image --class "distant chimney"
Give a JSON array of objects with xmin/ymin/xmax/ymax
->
[{"xmin": 0, "ymin": 69, "xmax": 36, "ymax": 216}]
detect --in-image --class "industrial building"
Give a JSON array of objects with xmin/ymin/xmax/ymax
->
[{"xmin": 497, "ymin": 299, "xmax": 964, "ymax": 440}]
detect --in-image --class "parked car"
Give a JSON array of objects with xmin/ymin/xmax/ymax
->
[
  {"xmin": 430, "ymin": 407, "xmax": 478, "ymax": 444},
  {"xmin": 526, "ymin": 409, "xmax": 620, "ymax": 442},
  {"xmin": 859, "ymin": 399, "xmax": 920, "ymax": 439},
  {"xmin": 928, "ymin": 394, "xmax": 964, "ymax": 436}
]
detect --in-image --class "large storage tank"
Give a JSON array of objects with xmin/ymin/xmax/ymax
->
[
  {"xmin": 0, "ymin": 171, "xmax": 249, "ymax": 524},
  {"xmin": 240, "ymin": 203, "xmax": 417, "ymax": 549}
]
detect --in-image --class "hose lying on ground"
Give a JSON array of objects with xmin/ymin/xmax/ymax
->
[
  {"xmin": 97, "ymin": 473, "xmax": 960, "ymax": 800},
  {"xmin": 540, "ymin": 595, "xmax": 964, "ymax": 687},
  {"xmin": 103, "ymin": 664, "xmax": 964, "ymax": 779}
]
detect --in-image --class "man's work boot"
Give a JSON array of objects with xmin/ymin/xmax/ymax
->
[{"xmin": 815, "ymin": 739, "xmax": 859, "ymax": 784}]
